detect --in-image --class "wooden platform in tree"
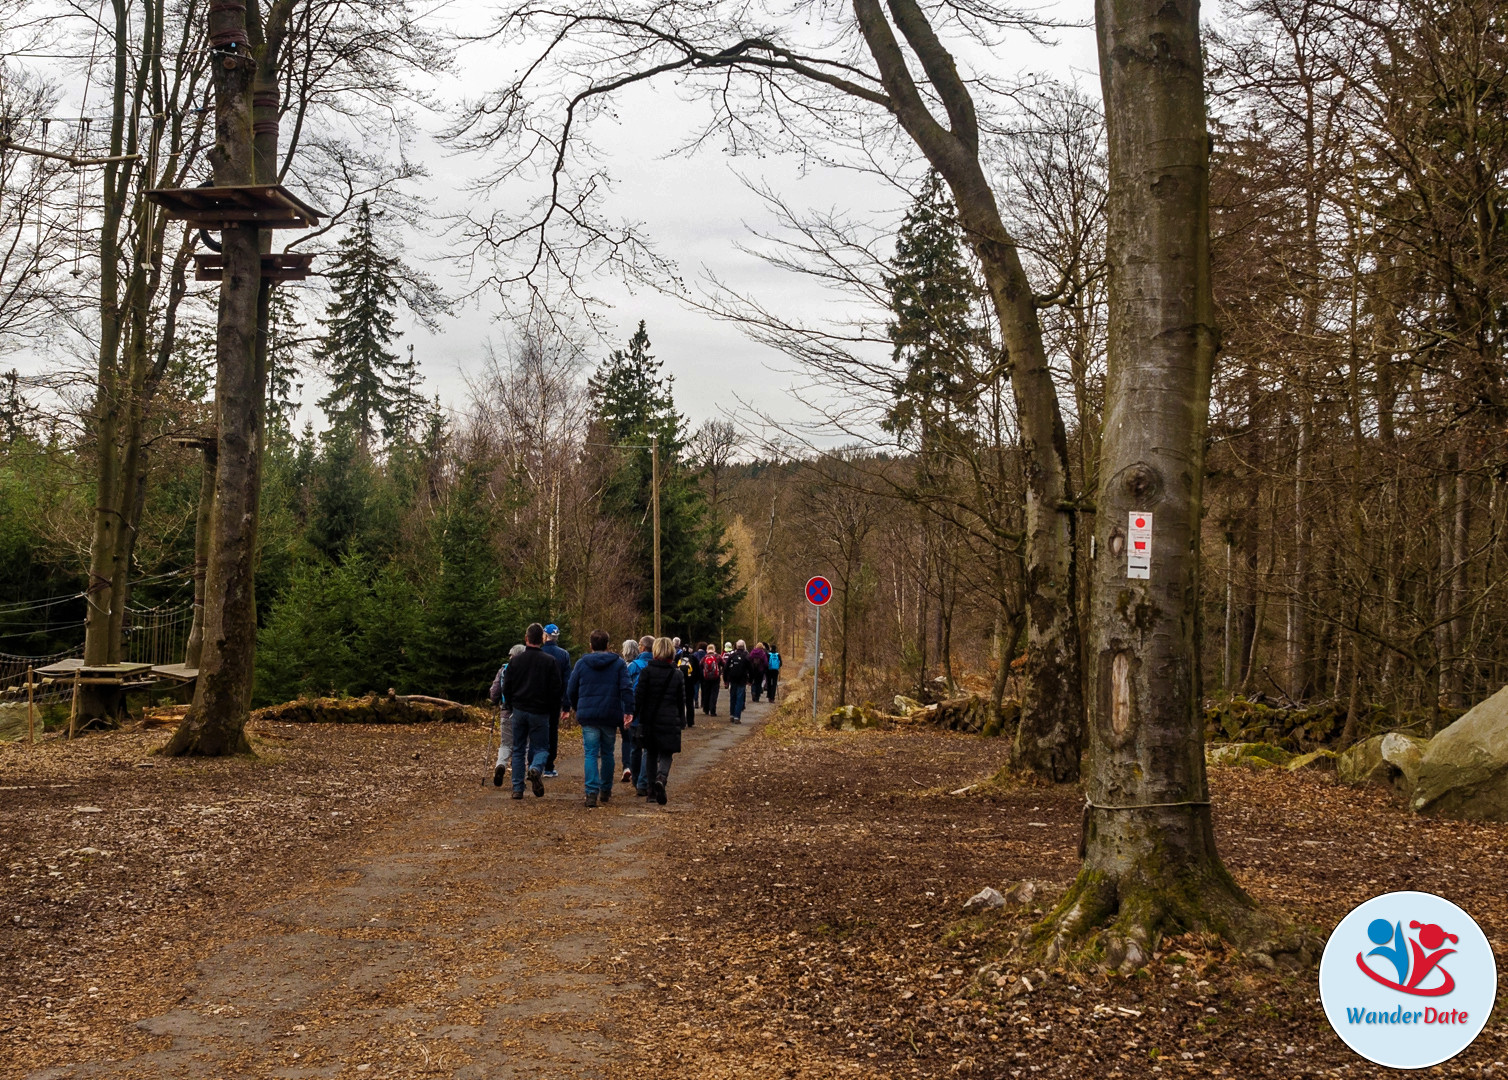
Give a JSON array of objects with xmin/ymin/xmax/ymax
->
[
  {"xmin": 193, "ymin": 252, "xmax": 313, "ymax": 281},
  {"xmin": 35, "ymin": 661, "xmax": 155, "ymax": 687},
  {"xmin": 145, "ymin": 185, "xmax": 324, "ymax": 229},
  {"xmin": 150, "ymin": 663, "xmax": 199, "ymax": 683}
]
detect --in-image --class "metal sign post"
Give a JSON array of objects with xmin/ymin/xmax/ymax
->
[{"xmin": 806, "ymin": 577, "xmax": 832, "ymax": 720}]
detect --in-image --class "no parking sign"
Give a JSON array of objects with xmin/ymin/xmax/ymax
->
[{"xmin": 805, "ymin": 576, "xmax": 832, "ymax": 606}]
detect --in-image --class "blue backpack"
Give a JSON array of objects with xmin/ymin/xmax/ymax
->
[{"xmin": 768, "ymin": 651, "xmax": 781, "ymax": 671}]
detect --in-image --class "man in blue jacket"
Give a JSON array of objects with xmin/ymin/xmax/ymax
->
[
  {"xmin": 541, "ymin": 623, "xmax": 573, "ymax": 777},
  {"xmin": 567, "ymin": 629, "xmax": 634, "ymax": 808}
]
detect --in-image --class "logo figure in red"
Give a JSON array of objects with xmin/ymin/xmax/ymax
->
[{"xmin": 1358, "ymin": 918, "xmax": 1459, "ymax": 996}]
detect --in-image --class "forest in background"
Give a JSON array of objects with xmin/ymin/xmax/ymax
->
[{"xmin": 0, "ymin": 0, "xmax": 1505, "ymax": 730}]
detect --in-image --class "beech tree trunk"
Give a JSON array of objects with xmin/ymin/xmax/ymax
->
[
  {"xmin": 1035, "ymin": 0, "xmax": 1301, "ymax": 970},
  {"xmin": 851, "ymin": 0, "xmax": 1085, "ymax": 781}
]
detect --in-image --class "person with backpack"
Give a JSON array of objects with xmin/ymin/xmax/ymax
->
[
  {"xmin": 501, "ymin": 623, "xmax": 564, "ymax": 798},
  {"xmin": 748, "ymin": 642, "xmax": 769, "ymax": 703},
  {"xmin": 765, "ymin": 643, "xmax": 782, "ymax": 702},
  {"xmin": 675, "ymin": 642, "xmax": 697, "ymax": 728},
  {"xmin": 699, "ymin": 644, "xmax": 722, "ymax": 716},
  {"xmin": 723, "ymin": 640, "xmax": 752, "ymax": 724},
  {"xmin": 490, "ymin": 644, "xmax": 526, "ymax": 786},
  {"xmin": 633, "ymin": 636, "xmax": 687, "ymax": 805},
  {"xmin": 567, "ymin": 629, "xmax": 635, "ymax": 808},
  {"xmin": 541, "ymin": 624, "xmax": 573, "ymax": 778}
]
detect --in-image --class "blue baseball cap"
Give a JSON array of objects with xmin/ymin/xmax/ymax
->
[{"xmin": 544, "ymin": 623, "xmax": 560, "ymax": 636}]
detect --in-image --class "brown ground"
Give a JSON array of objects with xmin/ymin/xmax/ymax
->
[{"xmin": 3, "ymin": 702, "xmax": 1506, "ymax": 1079}]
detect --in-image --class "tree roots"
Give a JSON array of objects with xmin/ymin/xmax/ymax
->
[{"xmin": 1023, "ymin": 866, "xmax": 1318, "ymax": 975}]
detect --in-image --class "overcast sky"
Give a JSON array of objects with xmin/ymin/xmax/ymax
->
[{"xmin": 12, "ymin": 1, "xmax": 1103, "ymax": 440}]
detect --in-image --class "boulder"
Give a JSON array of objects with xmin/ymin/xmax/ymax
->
[
  {"xmin": 962, "ymin": 887, "xmax": 1006, "ymax": 913},
  {"xmin": 894, "ymin": 695, "xmax": 925, "ymax": 715},
  {"xmin": 1285, "ymin": 749, "xmax": 1339, "ymax": 773},
  {"xmin": 1411, "ymin": 685, "xmax": 1508, "ymax": 821},
  {"xmin": 1337, "ymin": 731, "xmax": 1429, "ymax": 799},
  {"xmin": 1206, "ymin": 742, "xmax": 1294, "ymax": 769}
]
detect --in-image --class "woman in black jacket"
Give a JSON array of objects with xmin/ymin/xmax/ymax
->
[{"xmin": 633, "ymin": 636, "xmax": 686, "ymax": 805}]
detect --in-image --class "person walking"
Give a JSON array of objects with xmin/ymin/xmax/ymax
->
[
  {"xmin": 723, "ymin": 639, "xmax": 752, "ymax": 724},
  {"xmin": 541, "ymin": 624, "xmax": 573, "ymax": 778},
  {"xmin": 685, "ymin": 641, "xmax": 705, "ymax": 719},
  {"xmin": 765, "ymin": 643, "xmax": 782, "ymax": 702},
  {"xmin": 490, "ymin": 644, "xmax": 526, "ymax": 786},
  {"xmin": 619, "ymin": 639, "xmax": 640, "ymax": 784},
  {"xmin": 633, "ymin": 637, "xmax": 687, "ymax": 805},
  {"xmin": 567, "ymin": 629, "xmax": 634, "ymax": 808},
  {"xmin": 502, "ymin": 623, "xmax": 563, "ymax": 798},
  {"xmin": 627, "ymin": 634, "xmax": 654, "ymax": 792},
  {"xmin": 699, "ymin": 643, "xmax": 722, "ymax": 716},
  {"xmin": 748, "ymin": 641, "xmax": 769, "ymax": 703},
  {"xmin": 675, "ymin": 641, "xmax": 697, "ymax": 728}
]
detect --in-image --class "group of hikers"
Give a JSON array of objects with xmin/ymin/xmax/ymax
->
[{"xmin": 489, "ymin": 624, "xmax": 782, "ymax": 808}]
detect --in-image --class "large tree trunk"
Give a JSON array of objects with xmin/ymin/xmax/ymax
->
[
  {"xmin": 1034, "ymin": 0, "xmax": 1304, "ymax": 971},
  {"xmin": 163, "ymin": 2, "xmax": 267, "ymax": 757}
]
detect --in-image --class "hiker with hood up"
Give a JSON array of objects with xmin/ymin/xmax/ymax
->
[
  {"xmin": 567, "ymin": 629, "xmax": 635, "ymax": 808},
  {"xmin": 748, "ymin": 642, "xmax": 769, "ymax": 702}
]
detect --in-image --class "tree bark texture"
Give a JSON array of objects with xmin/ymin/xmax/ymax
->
[
  {"xmin": 1034, "ymin": 0, "xmax": 1303, "ymax": 971},
  {"xmin": 851, "ymin": 0, "xmax": 1085, "ymax": 781}
]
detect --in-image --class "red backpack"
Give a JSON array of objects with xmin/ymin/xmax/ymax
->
[{"xmin": 702, "ymin": 653, "xmax": 721, "ymax": 680}]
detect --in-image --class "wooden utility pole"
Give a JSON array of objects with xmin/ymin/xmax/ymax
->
[{"xmin": 651, "ymin": 432, "xmax": 661, "ymax": 637}]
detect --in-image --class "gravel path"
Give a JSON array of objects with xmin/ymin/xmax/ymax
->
[{"xmin": 7, "ymin": 703, "xmax": 764, "ymax": 1079}]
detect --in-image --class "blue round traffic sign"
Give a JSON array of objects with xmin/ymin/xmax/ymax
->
[{"xmin": 805, "ymin": 576, "xmax": 832, "ymax": 606}]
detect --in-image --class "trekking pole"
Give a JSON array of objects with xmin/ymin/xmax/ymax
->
[{"xmin": 482, "ymin": 709, "xmax": 497, "ymax": 787}]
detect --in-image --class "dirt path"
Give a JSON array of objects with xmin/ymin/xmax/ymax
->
[{"xmin": 21, "ymin": 703, "xmax": 765, "ymax": 1080}]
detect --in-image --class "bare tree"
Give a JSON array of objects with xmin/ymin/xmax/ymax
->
[{"xmin": 456, "ymin": 0, "xmax": 1088, "ymax": 781}]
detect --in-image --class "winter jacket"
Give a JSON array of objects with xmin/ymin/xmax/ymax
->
[
  {"xmin": 542, "ymin": 641, "xmax": 573, "ymax": 712},
  {"xmin": 568, "ymin": 650, "xmax": 634, "ymax": 729},
  {"xmin": 634, "ymin": 658, "xmax": 686, "ymax": 755},
  {"xmin": 501, "ymin": 645, "xmax": 563, "ymax": 716},
  {"xmin": 723, "ymin": 647, "xmax": 753, "ymax": 686},
  {"xmin": 627, "ymin": 652, "xmax": 651, "ymax": 689},
  {"xmin": 748, "ymin": 646, "xmax": 769, "ymax": 675},
  {"xmin": 489, "ymin": 665, "xmax": 506, "ymax": 704},
  {"xmin": 686, "ymin": 648, "xmax": 705, "ymax": 683}
]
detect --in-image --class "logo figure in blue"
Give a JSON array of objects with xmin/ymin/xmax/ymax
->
[{"xmin": 1359, "ymin": 917, "xmax": 1458, "ymax": 996}]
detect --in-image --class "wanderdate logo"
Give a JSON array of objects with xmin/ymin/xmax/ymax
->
[{"xmin": 1320, "ymin": 891, "xmax": 1497, "ymax": 1069}]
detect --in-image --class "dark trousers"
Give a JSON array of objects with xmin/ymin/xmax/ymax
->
[
  {"xmin": 510, "ymin": 710, "xmax": 551, "ymax": 792},
  {"xmin": 648, "ymin": 749, "xmax": 673, "ymax": 782},
  {"xmin": 629, "ymin": 731, "xmax": 643, "ymax": 788},
  {"xmin": 685, "ymin": 679, "xmax": 699, "ymax": 722},
  {"xmin": 729, "ymin": 682, "xmax": 747, "ymax": 719},
  {"xmin": 765, "ymin": 670, "xmax": 779, "ymax": 700},
  {"xmin": 547, "ymin": 711, "xmax": 561, "ymax": 771},
  {"xmin": 701, "ymin": 680, "xmax": 719, "ymax": 715},
  {"xmin": 750, "ymin": 674, "xmax": 764, "ymax": 702}
]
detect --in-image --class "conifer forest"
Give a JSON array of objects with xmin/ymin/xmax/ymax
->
[{"xmin": 2, "ymin": 0, "xmax": 1508, "ymax": 1075}]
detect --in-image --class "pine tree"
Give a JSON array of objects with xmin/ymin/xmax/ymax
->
[
  {"xmin": 883, "ymin": 171, "xmax": 988, "ymax": 446},
  {"xmin": 315, "ymin": 201, "xmax": 418, "ymax": 451},
  {"xmin": 267, "ymin": 291, "xmax": 308, "ymax": 446},
  {"xmin": 587, "ymin": 321, "xmax": 744, "ymax": 638}
]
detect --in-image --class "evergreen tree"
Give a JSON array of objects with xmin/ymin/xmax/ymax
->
[
  {"xmin": 267, "ymin": 291, "xmax": 308, "ymax": 446},
  {"xmin": 587, "ymin": 321, "xmax": 743, "ymax": 638},
  {"xmin": 315, "ymin": 201, "xmax": 424, "ymax": 450},
  {"xmin": 414, "ymin": 462, "xmax": 516, "ymax": 701},
  {"xmin": 883, "ymin": 171, "xmax": 988, "ymax": 446}
]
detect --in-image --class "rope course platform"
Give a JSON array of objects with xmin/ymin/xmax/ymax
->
[
  {"xmin": 193, "ymin": 252, "xmax": 313, "ymax": 281},
  {"xmin": 145, "ymin": 184, "xmax": 324, "ymax": 229}
]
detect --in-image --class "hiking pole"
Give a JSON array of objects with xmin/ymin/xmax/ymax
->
[{"xmin": 482, "ymin": 709, "xmax": 498, "ymax": 787}]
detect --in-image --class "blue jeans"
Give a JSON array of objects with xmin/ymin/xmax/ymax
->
[
  {"xmin": 581, "ymin": 724, "xmax": 617, "ymax": 797},
  {"xmin": 729, "ymin": 682, "xmax": 747, "ymax": 719},
  {"xmin": 510, "ymin": 709, "xmax": 551, "ymax": 792}
]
